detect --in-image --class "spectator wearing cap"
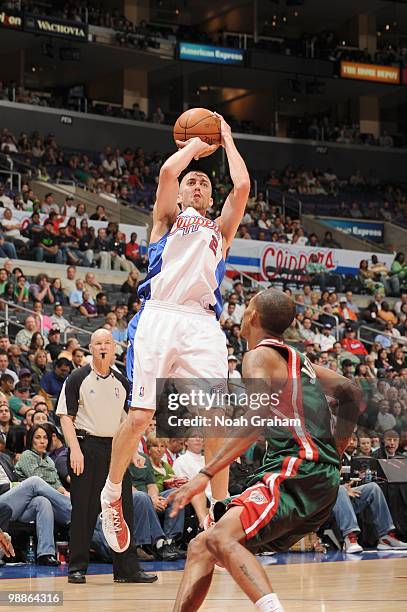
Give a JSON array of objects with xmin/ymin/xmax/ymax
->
[
  {"xmin": 18, "ymin": 368, "xmax": 34, "ymax": 392},
  {"xmin": 40, "ymin": 357, "xmax": 71, "ymax": 404},
  {"xmin": 50, "ymin": 304, "xmax": 71, "ymax": 334},
  {"xmin": 314, "ymin": 324, "xmax": 336, "ymax": 352},
  {"xmin": 8, "ymin": 380, "xmax": 32, "ymax": 424},
  {"xmin": 341, "ymin": 326, "xmax": 368, "ymax": 356},
  {"xmin": 46, "ymin": 328, "xmax": 64, "ymax": 361},
  {"xmin": 15, "ymin": 315, "xmax": 37, "ymax": 352},
  {"xmin": 33, "ymin": 220, "xmax": 63, "ymax": 264},
  {"xmin": 336, "ymin": 297, "xmax": 358, "ymax": 323},
  {"xmin": 0, "ymin": 349, "xmax": 18, "ymax": 384},
  {"xmin": 228, "ymin": 354, "xmax": 241, "ymax": 380}
]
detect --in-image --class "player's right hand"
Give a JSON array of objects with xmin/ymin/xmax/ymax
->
[
  {"xmin": 0, "ymin": 531, "xmax": 14, "ymax": 558},
  {"xmin": 175, "ymin": 137, "xmax": 218, "ymax": 160},
  {"xmin": 168, "ymin": 473, "xmax": 209, "ymax": 517},
  {"xmin": 70, "ymin": 448, "xmax": 84, "ymax": 476}
]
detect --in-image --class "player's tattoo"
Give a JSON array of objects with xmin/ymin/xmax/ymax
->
[{"xmin": 239, "ymin": 563, "xmax": 268, "ymax": 597}]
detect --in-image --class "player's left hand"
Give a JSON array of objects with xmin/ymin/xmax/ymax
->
[
  {"xmin": 213, "ymin": 112, "xmax": 232, "ymax": 146},
  {"xmin": 133, "ymin": 452, "xmax": 146, "ymax": 468},
  {"xmin": 168, "ymin": 473, "xmax": 209, "ymax": 517}
]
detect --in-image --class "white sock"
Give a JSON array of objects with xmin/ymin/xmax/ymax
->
[
  {"xmin": 102, "ymin": 477, "xmax": 122, "ymax": 503},
  {"xmin": 209, "ymin": 498, "xmax": 218, "ymax": 516},
  {"xmin": 156, "ymin": 538, "xmax": 165, "ymax": 549},
  {"xmin": 255, "ymin": 593, "xmax": 284, "ymax": 612}
]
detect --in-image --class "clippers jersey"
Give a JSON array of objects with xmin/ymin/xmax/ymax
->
[
  {"xmin": 249, "ymin": 339, "xmax": 340, "ymax": 485},
  {"xmin": 137, "ymin": 207, "xmax": 225, "ymax": 318}
]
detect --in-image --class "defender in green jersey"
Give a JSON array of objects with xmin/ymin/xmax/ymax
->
[{"xmin": 170, "ymin": 289, "xmax": 362, "ymax": 612}]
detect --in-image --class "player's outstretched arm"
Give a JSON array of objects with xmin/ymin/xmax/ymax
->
[
  {"xmin": 313, "ymin": 364, "xmax": 363, "ymax": 456},
  {"xmin": 216, "ymin": 113, "xmax": 250, "ymax": 246},
  {"xmin": 154, "ymin": 137, "xmax": 218, "ymax": 225},
  {"xmin": 169, "ymin": 348, "xmax": 286, "ymax": 516}
]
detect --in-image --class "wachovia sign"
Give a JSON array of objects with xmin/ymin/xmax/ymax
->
[{"xmin": 24, "ymin": 13, "xmax": 88, "ymax": 41}]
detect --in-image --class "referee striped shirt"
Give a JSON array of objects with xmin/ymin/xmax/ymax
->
[{"xmin": 56, "ymin": 364, "xmax": 129, "ymax": 437}]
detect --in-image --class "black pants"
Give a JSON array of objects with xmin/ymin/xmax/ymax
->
[
  {"xmin": 0, "ymin": 502, "xmax": 11, "ymax": 531},
  {"xmin": 68, "ymin": 436, "xmax": 141, "ymax": 577}
]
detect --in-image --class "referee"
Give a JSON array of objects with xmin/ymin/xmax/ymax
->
[{"xmin": 57, "ymin": 329, "xmax": 157, "ymax": 584}]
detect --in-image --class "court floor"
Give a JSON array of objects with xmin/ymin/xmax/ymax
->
[{"xmin": 1, "ymin": 550, "xmax": 407, "ymax": 611}]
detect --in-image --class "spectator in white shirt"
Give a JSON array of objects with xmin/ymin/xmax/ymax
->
[
  {"xmin": 173, "ymin": 433, "xmax": 210, "ymax": 527},
  {"xmin": 375, "ymin": 400, "xmax": 397, "ymax": 433},
  {"xmin": 221, "ymin": 293, "xmax": 245, "ymax": 324},
  {"xmin": 220, "ymin": 303, "xmax": 241, "ymax": 325},
  {"xmin": 0, "ymin": 185, "xmax": 13, "ymax": 208},
  {"xmin": 50, "ymin": 304, "xmax": 72, "ymax": 334},
  {"xmin": 314, "ymin": 324, "xmax": 336, "ymax": 352}
]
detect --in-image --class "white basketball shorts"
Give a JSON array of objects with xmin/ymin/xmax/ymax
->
[{"xmin": 128, "ymin": 300, "xmax": 228, "ymax": 410}]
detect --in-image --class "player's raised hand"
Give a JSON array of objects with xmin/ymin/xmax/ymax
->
[
  {"xmin": 168, "ymin": 473, "xmax": 209, "ymax": 517},
  {"xmin": 175, "ymin": 137, "xmax": 218, "ymax": 160},
  {"xmin": 213, "ymin": 112, "xmax": 232, "ymax": 146}
]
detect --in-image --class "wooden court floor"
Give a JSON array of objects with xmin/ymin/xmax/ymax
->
[{"xmin": 1, "ymin": 557, "xmax": 407, "ymax": 611}]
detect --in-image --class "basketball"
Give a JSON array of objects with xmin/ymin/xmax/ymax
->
[{"xmin": 173, "ymin": 107, "xmax": 221, "ymax": 157}]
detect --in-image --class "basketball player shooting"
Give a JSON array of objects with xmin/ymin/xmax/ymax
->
[
  {"xmin": 100, "ymin": 112, "xmax": 250, "ymax": 552},
  {"xmin": 168, "ymin": 289, "xmax": 362, "ymax": 612}
]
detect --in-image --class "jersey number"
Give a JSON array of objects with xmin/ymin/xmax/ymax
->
[{"xmin": 209, "ymin": 235, "xmax": 218, "ymax": 256}]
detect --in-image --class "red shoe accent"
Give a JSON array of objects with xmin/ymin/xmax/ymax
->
[{"xmin": 101, "ymin": 496, "xmax": 130, "ymax": 553}]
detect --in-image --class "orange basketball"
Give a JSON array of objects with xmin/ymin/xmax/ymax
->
[{"xmin": 173, "ymin": 108, "xmax": 221, "ymax": 157}]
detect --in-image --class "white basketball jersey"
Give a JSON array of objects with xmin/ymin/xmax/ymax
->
[{"xmin": 138, "ymin": 207, "xmax": 225, "ymax": 317}]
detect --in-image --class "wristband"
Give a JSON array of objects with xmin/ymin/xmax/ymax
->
[{"xmin": 199, "ymin": 468, "xmax": 214, "ymax": 479}]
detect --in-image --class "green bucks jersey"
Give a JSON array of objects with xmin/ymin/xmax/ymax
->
[{"xmin": 250, "ymin": 338, "xmax": 340, "ymax": 483}]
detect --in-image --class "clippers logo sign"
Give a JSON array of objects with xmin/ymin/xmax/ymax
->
[
  {"xmin": 227, "ymin": 238, "xmax": 395, "ymax": 280},
  {"xmin": 0, "ymin": 11, "xmax": 22, "ymax": 29},
  {"xmin": 24, "ymin": 13, "xmax": 88, "ymax": 41},
  {"xmin": 260, "ymin": 245, "xmax": 336, "ymax": 281}
]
